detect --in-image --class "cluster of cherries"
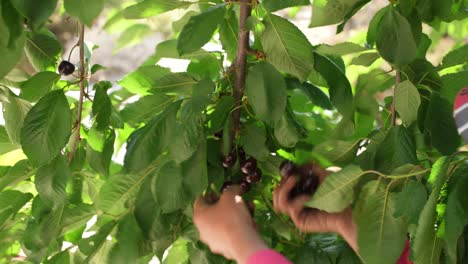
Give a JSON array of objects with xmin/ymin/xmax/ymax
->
[
  {"xmin": 279, "ymin": 161, "xmax": 320, "ymax": 199},
  {"xmin": 221, "ymin": 147, "xmax": 261, "ymax": 194}
]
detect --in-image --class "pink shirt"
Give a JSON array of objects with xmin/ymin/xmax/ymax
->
[{"xmin": 246, "ymin": 241, "xmax": 412, "ymax": 264}]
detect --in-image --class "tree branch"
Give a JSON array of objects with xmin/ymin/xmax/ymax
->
[
  {"xmin": 391, "ymin": 70, "xmax": 401, "ymax": 127},
  {"xmin": 232, "ymin": 0, "xmax": 252, "ymax": 136},
  {"xmin": 68, "ymin": 24, "xmax": 86, "ymax": 162}
]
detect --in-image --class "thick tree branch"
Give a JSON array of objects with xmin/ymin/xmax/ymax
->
[
  {"xmin": 391, "ymin": 70, "xmax": 401, "ymax": 127},
  {"xmin": 68, "ymin": 24, "xmax": 86, "ymax": 162},
  {"xmin": 232, "ymin": 0, "xmax": 252, "ymax": 136}
]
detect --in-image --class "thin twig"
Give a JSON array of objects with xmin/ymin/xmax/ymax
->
[
  {"xmin": 68, "ymin": 24, "xmax": 86, "ymax": 162},
  {"xmin": 391, "ymin": 70, "xmax": 401, "ymax": 127},
  {"xmin": 232, "ymin": 0, "xmax": 252, "ymax": 136}
]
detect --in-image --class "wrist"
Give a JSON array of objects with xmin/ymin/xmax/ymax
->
[
  {"xmin": 337, "ymin": 209, "xmax": 358, "ymax": 252},
  {"xmin": 228, "ymin": 228, "xmax": 268, "ymax": 264}
]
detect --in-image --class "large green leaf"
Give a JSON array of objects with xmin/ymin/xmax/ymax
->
[
  {"xmin": 354, "ymin": 180, "xmax": 407, "ymax": 264},
  {"xmin": 375, "ymin": 8, "xmax": 417, "ymax": 67},
  {"xmin": 425, "ymin": 92, "xmax": 460, "ymax": 155},
  {"xmin": 393, "ymin": 181, "xmax": 427, "ymax": 225},
  {"xmin": 151, "ymin": 73, "xmax": 198, "ymax": 95},
  {"xmin": 24, "ymin": 30, "xmax": 62, "ymax": 72},
  {"xmin": 261, "ymin": 14, "xmax": 314, "ymax": 81},
  {"xmin": 120, "ymin": 95, "xmax": 174, "ymax": 126},
  {"xmin": 218, "ymin": 9, "xmax": 238, "ymax": 62},
  {"xmin": 0, "ymin": 126, "xmax": 19, "ymax": 155},
  {"xmin": 87, "ymin": 130, "xmax": 115, "ymax": 177},
  {"xmin": 313, "ymin": 52, "xmax": 354, "ymax": 120},
  {"xmin": 181, "ymin": 139, "xmax": 208, "ymax": 200},
  {"xmin": 413, "ymin": 157, "xmax": 449, "ymax": 264},
  {"xmin": 63, "ymin": 0, "xmax": 104, "ymax": 27},
  {"xmin": 0, "ymin": 190, "xmax": 33, "ymax": 223},
  {"xmin": 10, "ymin": 0, "xmax": 57, "ymax": 30},
  {"xmin": 35, "ymin": 155, "xmax": 71, "ymax": 208},
  {"xmin": 92, "ymin": 81, "xmax": 112, "ymax": 130},
  {"xmin": 439, "ymin": 44, "xmax": 468, "ymax": 69},
  {"xmin": 445, "ymin": 164, "xmax": 468, "ymax": 263},
  {"xmin": 440, "ymin": 71, "xmax": 468, "ymax": 104},
  {"xmin": 315, "ymin": 42, "xmax": 367, "ymax": 57},
  {"xmin": 0, "ymin": 3, "xmax": 25, "ymax": 80},
  {"xmin": 394, "ymin": 80, "xmax": 421, "ymax": 126},
  {"xmin": 239, "ymin": 124, "xmax": 270, "ymax": 162},
  {"xmin": 0, "ymin": 160, "xmax": 33, "ymax": 191},
  {"xmin": 262, "ymin": 0, "xmax": 309, "ymax": 11},
  {"xmin": 118, "ymin": 65, "xmax": 171, "ymax": 95},
  {"xmin": 152, "ymin": 160, "xmax": 188, "ymax": 213},
  {"xmin": 61, "ymin": 203, "xmax": 95, "ymax": 234},
  {"xmin": 245, "ymin": 62, "xmax": 287, "ymax": 125},
  {"xmin": 207, "ymin": 96, "xmax": 235, "ymax": 133},
  {"xmin": 274, "ymin": 111, "xmax": 300, "ymax": 148},
  {"xmin": 123, "ymin": 101, "xmax": 180, "ymax": 173},
  {"xmin": 78, "ymin": 220, "xmax": 117, "ymax": 257},
  {"xmin": 2, "ymin": 92, "xmax": 31, "ymax": 145},
  {"xmin": 286, "ymin": 78, "xmax": 333, "ymax": 110},
  {"xmin": 310, "ymin": 0, "xmax": 363, "ymax": 27},
  {"xmin": 374, "ymin": 126, "xmax": 417, "ymax": 174},
  {"xmin": 20, "ymin": 71, "xmax": 60, "ymax": 102},
  {"xmin": 20, "ymin": 89, "xmax": 72, "ymax": 167},
  {"xmin": 1, "ymin": 0, "xmax": 23, "ymax": 47},
  {"xmin": 177, "ymin": 5, "xmax": 226, "ymax": 55},
  {"xmin": 305, "ymin": 165, "xmax": 363, "ymax": 212},
  {"xmin": 313, "ymin": 140, "xmax": 360, "ymax": 166},
  {"xmin": 123, "ymin": 0, "xmax": 192, "ymax": 19},
  {"xmin": 109, "ymin": 214, "xmax": 145, "ymax": 264},
  {"xmin": 115, "ymin": 24, "xmax": 152, "ymax": 51}
]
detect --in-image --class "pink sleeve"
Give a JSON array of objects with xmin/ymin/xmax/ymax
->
[
  {"xmin": 246, "ymin": 249, "xmax": 292, "ymax": 264},
  {"xmin": 397, "ymin": 240, "xmax": 413, "ymax": 264}
]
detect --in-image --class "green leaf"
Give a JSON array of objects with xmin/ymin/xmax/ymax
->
[
  {"xmin": 109, "ymin": 214, "xmax": 144, "ymax": 264},
  {"xmin": 0, "ymin": 7, "xmax": 25, "ymax": 80},
  {"xmin": 20, "ymin": 90, "xmax": 72, "ymax": 167},
  {"xmin": 151, "ymin": 73, "xmax": 198, "ymax": 95},
  {"xmin": 155, "ymin": 39, "xmax": 211, "ymax": 60},
  {"xmin": 313, "ymin": 140, "xmax": 360, "ymax": 166},
  {"xmin": 375, "ymin": 8, "xmax": 417, "ymax": 67},
  {"xmin": 245, "ymin": 62, "xmax": 287, "ymax": 124},
  {"xmin": 262, "ymin": 0, "xmax": 309, "ymax": 12},
  {"xmin": 239, "ymin": 124, "xmax": 270, "ymax": 162},
  {"xmin": 375, "ymin": 126, "xmax": 417, "ymax": 174},
  {"xmin": 274, "ymin": 111, "xmax": 300, "ymax": 148},
  {"xmin": 413, "ymin": 157, "xmax": 449, "ymax": 264},
  {"xmin": 92, "ymin": 81, "xmax": 112, "ymax": 130},
  {"xmin": 123, "ymin": 0, "xmax": 192, "ymax": 19},
  {"xmin": 445, "ymin": 165, "xmax": 468, "ymax": 263},
  {"xmin": 219, "ymin": 9, "xmax": 238, "ymax": 62},
  {"xmin": 286, "ymin": 78, "xmax": 333, "ymax": 110},
  {"xmin": 123, "ymin": 101, "xmax": 180, "ymax": 173},
  {"xmin": 20, "ymin": 71, "xmax": 60, "ymax": 102},
  {"xmin": 115, "ymin": 24, "xmax": 152, "ymax": 51},
  {"xmin": 35, "ymin": 155, "xmax": 71, "ymax": 208},
  {"xmin": 10, "ymin": 0, "xmax": 57, "ymax": 30},
  {"xmin": 425, "ymin": 92, "xmax": 460, "ymax": 155},
  {"xmin": 354, "ymin": 180, "xmax": 407, "ymax": 264},
  {"xmin": 90, "ymin": 64, "xmax": 106, "ymax": 74},
  {"xmin": 177, "ymin": 4, "xmax": 226, "ymax": 55},
  {"xmin": 313, "ymin": 52, "xmax": 354, "ymax": 120},
  {"xmin": 315, "ymin": 42, "xmax": 367, "ymax": 56},
  {"xmin": 78, "ymin": 220, "xmax": 117, "ymax": 256},
  {"xmin": 261, "ymin": 14, "xmax": 314, "ymax": 81},
  {"xmin": 120, "ymin": 95, "xmax": 174, "ymax": 126},
  {"xmin": 0, "ymin": 160, "xmax": 34, "ymax": 191},
  {"xmin": 0, "ymin": 190, "xmax": 33, "ymax": 223},
  {"xmin": 24, "ymin": 30, "xmax": 62, "ymax": 72},
  {"xmin": 152, "ymin": 160, "xmax": 188, "ymax": 213},
  {"xmin": 0, "ymin": 126, "xmax": 19, "ymax": 155},
  {"xmin": 310, "ymin": 0, "xmax": 363, "ymax": 27},
  {"xmin": 393, "ymin": 181, "xmax": 427, "ymax": 225},
  {"xmin": 440, "ymin": 71, "xmax": 468, "ymax": 104},
  {"xmin": 164, "ymin": 238, "xmax": 189, "ymax": 264},
  {"xmin": 350, "ymin": 52, "xmax": 380, "ymax": 67},
  {"xmin": 63, "ymin": 0, "xmax": 104, "ymax": 27},
  {"xmin": 1, "ymin": 92, "xmax": 31, "ymax": 145},
  {"xmin": 181, "ymin": 139, "xmax": 208, "ymax": 200},
  {"xmin": 1, "ymin": 0, "xmax": 23, "ymax": 48},
  {"xmin": 439, "ymin": 44, "xmax": 468, "ymax": 69},
  {"xmin": 305, "ymin": 165, "xmax": 363, "ymax": 212},
  {"xmin": 87, "ymin": 130, "xmax": 115, "ymax": 177},
  {"xmin": 208, "ymin": 96, "xmax": 235, "ymax": 133},
  {"xmin": 118, "ymin": 65, "xmax": 172, "ymax": 96},
  {"xmin": 61, "ymin": 203, "xmax": 95, "ymax": 234},
  {"xmin": 394, "ymin": 80, "xmax": 421, "ymax": 126}
]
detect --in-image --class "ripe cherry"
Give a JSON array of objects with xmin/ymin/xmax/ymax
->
[
  {"xmin": 58, "ymin": 60, "xmax": 75, "ymax": 76},
  {"xmin": 245, "ymin": 168, "xmax": 262, "ymax": 183},
  {"xmin": 222, "ymin": 152, "xmax": 237, "ymax": 168},
  {"xmin": 238, "ymin": 147, "xmax": 246, "ymax": 162},
  {"xmin": 241, "ymin": 158, "xmax": 257, "ymax": 175},
  {"xmin": 214, "ymin": 130, "xmax": 223, "ymax": 139},
  {"xmin": 239, "ymin": 180, "xmax": 251, "ymax": 194},
  {"xmin": 220, "ymin": 181, "xmax": 233, "ymax": 192},
  {"xmin": 279, "ymin": 160, "xmax": 297, "ymax": 179},
  {"xmin": 288, "ymin": 171, "xmax": 319, "ymax": 200}
]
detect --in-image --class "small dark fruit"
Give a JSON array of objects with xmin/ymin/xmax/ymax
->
[
  {"xmin": 222, "ymin": 152, "xmax": 237, "ymax": 168},
  {"xmin": 220, "ymin": 181, "xmax": 234, "ymax": 192},
  {"xmin": 239, "ymin": 180, "xmax": 251, "ymax": 194},
  {"xmin": 279, "ymin": 160, "xmax": 297, "ymax": 179},
  {"xmin": 289, "ymin": 173, "xmax": 319, "ymax": 200},
  {"xmin": 214, "ymin": 130, "xmax": 223, "ymax": 139},
  {"xmin": 238, "ymin": 147, "xmax": 246, "ymax": 162},
  {"xmin": 58, "ymin": 60, "xmax": 75, "ymax": 75},
  {"xmin": 241, "ymin": 158, "xmax": 257, "ymax": 175},
  {"xmin": 245, "ymin": 168, "xmax": 262, "ymax": 183}
]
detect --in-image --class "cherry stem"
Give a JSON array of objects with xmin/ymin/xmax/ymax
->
[
  {"xmin": 68, "ymin": 24, "xmax": 86, "ymax": 162},
  {"xmin": 391, "ymin": 70, "xmax": 401, "ymax": 127},
  {"xmin": 232, "ymin": 0, "xmax": 252, "ymax": 137}
]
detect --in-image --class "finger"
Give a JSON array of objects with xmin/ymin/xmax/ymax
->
[
  {"xmin": 288, "ymin": 195, "xmax": 311, "ymax": 218},
  {"xmin": 194, "ymin": 196, "xmax": 209, "ymax": 211},
  {"xmin": 222, "ymin": 185, "xmax": 242, "ymax": 198},
  {"xmin": 273, "ymin": 187, "xmax": 279, "ymax": 212},
  {"xmin": 277, "ymin": 177, "xmax": 298, "ymax": 213}
]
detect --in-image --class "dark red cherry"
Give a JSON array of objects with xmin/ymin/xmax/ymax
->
[
  {"xmin": 241, "ymin": 158, "xmax": 257, "ymax": 175},
  {"xmin": 222, "ymin": 152, "xmax": 237, "ymax": 168},
  {"xmin": 239, "ymin": 180, "xmax": 251, "ymax": 194},
  {"xmin": 58, "ymin": 60, "xmax": 75, "ymax": 76},
  {"xmin": 279, "ymin": 160, "xmax": 297, "ymax": 179},
  {"xmin": 220, "ymin": 181, "xmax": 234, "ymax": 192},
  {"xmin": 214, "ymin": 130, "xmax": 223, "ymax": 139},
  {"xmin": 245, "ymin": 168, "xmax": 262, "ymax": 183}
]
